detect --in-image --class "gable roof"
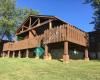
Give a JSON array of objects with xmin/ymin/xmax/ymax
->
[
  {"xmin": 16, "ymin": 15, "xmax": 58, "ymax": 32},
  {"xmin": 16, "ymin": 15, "xmax": 86, "ymax": 34}
]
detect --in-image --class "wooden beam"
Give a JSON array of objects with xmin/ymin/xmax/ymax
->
[
  {"xmin": 30, "ymin": 30, "xmax": 37, "ymax": 36},
  {"xmin": 29, "ymin": 17, "xmax": 32, "ymax": 28},
  {"xmin": 49, "ymin": 19, "xmax": 52, "ymax": 29},
  {"xmin": 30, "ymin": 19, "xmax": 54, "ymax": 30},
  {"xmin": 16, "ymin": 26, "xmax": 29, "ymax": 35},
  {"xmin": 21, "ymin": 27, "xmax": 24, "ymax": 31},
  {"xmin": 38, "ymin": 18, "xmax": 40, "ymax": 24},
  {"xmin": 23, "ymin": 26, "xmax": 29, "ymax": 29},
  {"xmin": 16, "ymin": 16, "xmax": 30, "ymax": 33},
  {"xmin": 31, "ymin": 19, "xmax": 38, "ymax": 27},
  {"xmin": 16, "ymin": 19, "xmax": 55, "ymax": 35}
]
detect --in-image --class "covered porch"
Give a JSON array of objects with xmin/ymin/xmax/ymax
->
[{"xmin": 43, "ymin": 41, "xmax": 89, "ymax": 62}]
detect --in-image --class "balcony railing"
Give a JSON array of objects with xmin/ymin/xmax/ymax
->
[
  {"xmin": 3, "ymin": 38, "xmax": 39, "ymax": 51},
  {"xmin": 67, "ymin": 25, "xmax": 88, "ymax": 46},
  {"xmin": 3, "ymin": 24, "xmax": 88, "ymax": 51},
  {"xmin": 43, "ymin": 25, "xmax": 67, "ymax": 44}
]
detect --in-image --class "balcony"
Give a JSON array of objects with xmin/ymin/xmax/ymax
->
[{"xmin": 3, "ymin": 24, "xmax": 88, "ymax": 51}]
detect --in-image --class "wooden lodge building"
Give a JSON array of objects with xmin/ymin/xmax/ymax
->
[{"xmin": 2, "ymin": 15, "xmax": 89, "ymax": 61}]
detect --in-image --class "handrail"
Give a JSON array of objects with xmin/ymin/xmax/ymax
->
[
  {"xmin": 3, "ymin": 38, "xmax": 39, "ymax": 51},
  {"xmin": 43, "ymin": 25, "xmax": 67, "ymax": 44}
]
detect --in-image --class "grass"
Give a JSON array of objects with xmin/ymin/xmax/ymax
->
[{"xmin": 0, "ymin": 58, "xmax": 100, "ymax": 80}]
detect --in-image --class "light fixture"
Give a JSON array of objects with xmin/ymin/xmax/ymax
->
[{"xmin": 73, "ymin": 49, "xmax": 78, "ymax": 55}]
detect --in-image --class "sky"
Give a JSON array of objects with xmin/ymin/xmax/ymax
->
[{"xmin": 16, "ymin": 0, "xmax": 94, "ymax": 32}]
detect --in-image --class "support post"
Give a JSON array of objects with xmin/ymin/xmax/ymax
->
[
  {"xmin": 38, "ymin": 18, "xmax": 40, "ymax": 24},
  {"xmin": 44, "ymin": 44, "xmax": 49, "ymax": 60},
  {"xmin": 63, "ymin": 41, "xmax": 69, "ymax": 62},
  {"xmin": 26, "ymin": 49, "xmax": 29, "ymax": 58},
  {"xmin": 84, "ymin": 48, "xmax": 89, "ymax": 61},
  {"xmin": 18, "ymin": 50, "xmax": 21, "ymax": 58},
  {"xmin": 29, "ymin": 17, "xmax": 31, "ymax": 28},
  {"xmin": 49, "ymin": 20, "xmax": 52, "ymax": 29},
  {"xmin": 7, "ymin": 51, "xmax": 10, "ymax": 58},
  {"xmin": 13, "ymin": 51, "xmax": 15, "ymax": 58}
]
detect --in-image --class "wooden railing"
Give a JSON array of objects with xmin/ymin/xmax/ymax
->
[
  {"xmin": 3, "ymin": 42, "xmax": 13, "ymax": 51},
  {"xmin": 43, "ymin": 24, "xmax": 88, "ymax": 46},
  {"xmin": 3, "ymin": 38, "xmax": 39, "ymax": 51},
  {"xmin": 43, "ymin": 25, "xmax": 67, "ymax": 44},
  {"xmin": 66, "ymin": 24, "xmax": 88, "ymax": 46}
]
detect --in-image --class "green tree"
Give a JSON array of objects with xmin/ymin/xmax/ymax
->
[
  {"xmin": 85, "ymin": 0, "xmax": 100, "ymax": 30},
  {"xmin": 0, "ymin": 0, "xmax": 38, "ymax": 41}
]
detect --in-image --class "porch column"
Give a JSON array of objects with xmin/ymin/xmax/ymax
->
[
  {"xmin": 26, "ymin": 49, "xmax": 29, "ymax": 58},
  {"xmin": 7, "ymin": 51, "xmax": 10, "ymax": 58},
  {"xmin": 84, "ymin": 48, "xmax": 89, "ymax": 61},
  {"xmin": 44, "ymin": 44, "xmax": 49, "ymax": 60},
  {"xmin": 18, "ymin": 50, "xmax": 21, "ymax": 58},
  {"xmin": 63, "ymin": 41, "xmax": 69, "ymax": 62},
  {"xmin": 13, "ymin": 51, "xmax": 15, "ymax": 58}
]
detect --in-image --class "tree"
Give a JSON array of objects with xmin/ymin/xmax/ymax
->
[
  {"xmin": 0, "ymin": 0, "xmax": 38, "ymax": 41},
  {"xmin": 85, "ymin": 0, "xmax": 100, "ymax": 30}
]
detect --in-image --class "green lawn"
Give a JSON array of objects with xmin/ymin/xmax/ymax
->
[{"xmin": 0, "ymin": 58, "xmax": 100, "ymax": 80}]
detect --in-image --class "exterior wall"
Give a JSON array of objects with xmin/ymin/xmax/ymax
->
[
  {"xmin": 50, "ymin": 47, "xmax": 84, "ymax": 60},
  {"xmin": 69, "ymin": 49, "xmax": 84, "ymax": 59},
  {"xmin": 51, "ymin": 48, "xmax": 63, "ymax": 59},
  {"xmin": 49, "ymin": 42, "xmax": 84, "ymax": 60},
  {"xmin": 68, "ymin": 42, "xmax": 85, "ymax": 59}
]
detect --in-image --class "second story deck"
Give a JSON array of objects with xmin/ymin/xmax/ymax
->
[{"xmin": 3, "ymin": 25, "xmax": 88, "ymax": 51}]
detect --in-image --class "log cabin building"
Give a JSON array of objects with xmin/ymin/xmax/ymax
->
[{"xmin": 2, "ymin": 15, "xmax": 89, "ymax": 61}]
